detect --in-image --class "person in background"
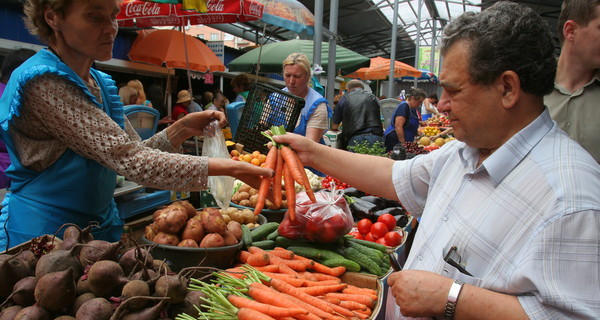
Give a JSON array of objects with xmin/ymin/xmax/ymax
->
[
  {"xmin": 421, "ymin": 93, "xmax": 439, "ymax": 116},
  {"xmin": 231, "ymin": 73, "xmax": 251, "ymax": 102},
  {"xmin": 172, "ymin": 89, "xmax": 191, "ymax": 120},
  {"xmin": 118, "ymin": 85, "xmax": 138, "ymax": 106},
  {"xmin": 271, "ymin": 2, "xmax": 599, "ymax": 318},
  {"xmin": 0, "ymin": 48, "xmax": 37, "ymax": 190},
  {"xmin": 383, "ymin": 87, "xmax": 426, "ymax": 151},
  {"xmin": 331, "ymin": 79, "xmax": 383, "ymax": 150},
  {"xmin": 282, "ymin": 52, "xmax": 332, "ymax": 143},
  {"xmin": 201, "ymin": 90, "xmax": 214, "ymax": 108},
  {"xmin": 545, "ymin": 0, "xmax": 600, "ymax": 163},
  {"xmin": 127, "ymin": 79, "xmax": 152, "ymax": 107},
  {"xmin": 146, "ymin": 83, "xmax": 174, "ymax": 128},
  {"xmin": 188, "ymin": 94, "xmax": 203, "ymax": 113},
  {"xmin": 205, "ymin": 92, "xmax": 227, "ymax": 114},
  {"xmin": 0, "ymin": 0, "xmax": 272, "ymax": 249}
]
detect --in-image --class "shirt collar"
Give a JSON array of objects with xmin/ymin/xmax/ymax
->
[
  {"xmin": 482, "ymin": 108, "xmax": 554, "ymax": 186},
  {"xmin": 554, "ymin": 70, "xmax": 600, "ymax": 95}
]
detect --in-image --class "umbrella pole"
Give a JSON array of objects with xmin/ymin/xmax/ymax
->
[
  {"xmin": 181, "ymin": 26, "xmax": 193, "ymax": 97},
  {"xmin": 254, "ymin": 24, "xmax": 268, "ymax": 77}
]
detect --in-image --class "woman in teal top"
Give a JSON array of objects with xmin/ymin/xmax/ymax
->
[{"xmin": 0, "ymin": 0, "xmax": 272, "ymax": 250}]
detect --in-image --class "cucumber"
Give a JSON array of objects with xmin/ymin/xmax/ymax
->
[
  {"xmin": 266, "ymin": 229, "xmax": 279, "ymax": 241},
  {"xmin": 345, "ymin": 236, "xmax": 387, "ymax": 253},
  {"xmin": 287, "ymin": 246, "xmax": 322, "ymax": 260},
  {"xmin": 250, "ymin": 222, "xmax": 279, "ymax": 242},
  {"xmin": 241, "ymin": 224, "xmax": 252, "ymax": 249},
  {"xmin": 344, "ymin": 239, "xmax": 385, "ymax": 262},
  {"xmin": 318, "ymin": 249, "xmax": 346, "ymax": 261},
  {"xmin": 274, "ymin": 236, "xmax": 314, "ymax": 249},
  {"xmin": 344, "ymin": 247, "xmax": 384, "ymax": 276},
  {"xmin": 320, "ymin": 258, "xmax": 361, "ymax": 272},
  {"xmin": 252, "ymin": 240, "xmax": 276, "ymax": 250}
]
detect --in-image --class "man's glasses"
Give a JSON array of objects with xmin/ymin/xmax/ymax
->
[{"xmin": 444, "ymin": 246, "xmax": 472, "ymax": 276}]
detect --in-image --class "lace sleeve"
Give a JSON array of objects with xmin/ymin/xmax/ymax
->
[{"xmin": 21, "ymin": 74, "xmax": 208, "ymax": 191}]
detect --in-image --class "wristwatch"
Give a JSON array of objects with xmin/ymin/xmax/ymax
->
[{"xmin": 444, "ymin": 280, "xmax": 464, "ymax": 320}]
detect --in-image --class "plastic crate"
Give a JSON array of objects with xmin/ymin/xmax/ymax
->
[
  {"xmin": 234, "ymin": 83, "xmax": 305, "ymax": 154},
  {"xmin": 115, "ymin": 189, "xmax": 171, "ymax": 219}
]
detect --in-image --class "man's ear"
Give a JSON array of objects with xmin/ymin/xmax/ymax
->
[
  {"xmin": 563, "ymin": 20, "xmax": 577, "ymax": 42},
  {"xmin": 497, "ymin": 70, "xmax": 520, "ymax": 110}
]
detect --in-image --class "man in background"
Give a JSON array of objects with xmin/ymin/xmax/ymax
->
[
  {"xmin": 545, "ymin": 0, "xmax": 600, "ymax": 163},
  {"xmin": 331, "ymin": 79, "xmax": 383, "ymax": 150}
]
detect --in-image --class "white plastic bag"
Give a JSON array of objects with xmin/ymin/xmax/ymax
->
[{"xmin": 202, "ymin": 120, "xmax": 234, "ymax": 210}]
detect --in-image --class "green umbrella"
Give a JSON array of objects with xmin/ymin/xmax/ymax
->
[{"xmin": 228, "ymin": 39, "xmax": 370, "ymax": 75}]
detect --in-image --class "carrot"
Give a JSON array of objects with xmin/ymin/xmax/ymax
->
[
  {"xmin": 352, "ymin": 310, "xmax": 371, "ymax": 319},
  {"xmin": 248, "ymin": 284, "xmax": 323, "ymax": 320},
  {"xmin": 325, "ymin": 292, "xmax": 375, "ymax": 309},
  {"xmin": 271, "ymin": 247, "xmax": 295, "ymax": 259},
  {"xmin": 343, "ymin": 285, "xmax": 378, "ymax": 297},
  {"xmin": 302, "ymin": 279, "xmax": 342, "ymax": 287},
  {"xmin": 223, "ymin": 267, "xmax": 246, "ymax": 279},
  {"xmin": 254, "ymin": 283, "xmax": 342, "ymax": 320},
  {"xmin": 272, "ymin": 147, "xmax": 283, "ymax": 208},
  {"xmin": 227, "ymin": 294, "xmax": 308, "ymax": 318},
  {"xmin": 322, "ymin": 295, "xmax": 341, "ymax": 305},
  {"xmin": 308, "ymin": 272, "xmax": 342, "ymax": 282},
  {"xmin": 339, "ymin": 300, "xmax": 368, "ymax": 311},
  {"xmin": 280, "ymin": 146, "xmax": 316, "ymax": 203},
  {"xmin": 269, "ymin": 278, "xmax": 336, "ymax": 314},
  {"xmin": 254, "ymin": 146, "xmax": 278, "ymax": 215},
  {"xmin": 238, "ymin": 250, "xmax": 252, "ymax": 264},
  {"xmin": 309, "ymin": 261, "xmax": 346, "ymax": 277},
  {"xmin": 263, "ymin": 272, "xmax": 305, "ymax": 287},
  {"xmin": 275, "ymin": 262, "xmax": 302, "ymax": 278},
  {"xmin": 252, "ymin": 264, "xmax": 279, "ymax": 273},
  {"xmin": 297, "ymin": 284, "xmax": 348, "ymax": 296},
  {"xmin": 247, "ymin": 246, "xmax": 265, "ymax": 254},
  {"xmin": 236, "ymin": 307, "xmax": 276, "ymax": 320},
  {"xmin": 283, "ymin": 162, "xmax": 296, "ymax": 220},
  {"xmin": 266, "ymin": 252, "xmax": 313, "ymax": 272},
  {"xmin": 247, "ymin": 252, "xmax": 270, "ymax": 267}
]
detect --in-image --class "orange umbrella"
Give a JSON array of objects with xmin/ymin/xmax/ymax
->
[
  {"xmin": 128, "ymin": 29, "xmax": 225, "ymax": 73},
  {"xmin": 344, "ymin": 56, "xmax": 422, "ymax": 80}
]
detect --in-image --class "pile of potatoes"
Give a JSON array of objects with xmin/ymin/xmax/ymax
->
[
  {"xmin": 144, "ymin": 201, "xmax": 248, "ymax": 248},
  {"xmin": 0, "ymin": 223, "xmax": 207, "ymax": 320},
  {"xmin": 231, "ymin": 183, "xmax": 288, "ymax": 210},
  {"xmin": 219, "ymin": 207, "xmax": 261, "ymax": 229}
]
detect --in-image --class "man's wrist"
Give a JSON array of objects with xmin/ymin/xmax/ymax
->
[{"xmin": 444, "ymin": 280, "xmax": 464, "ymax": 320}]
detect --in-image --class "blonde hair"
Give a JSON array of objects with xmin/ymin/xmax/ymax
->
[
  {"xmin": 119, "ymin": 86, "xmax": 138, "ymax": 105},
  {"xmin": 23, "ymin": 0, "xmax": 73, "ymax": 44},
  {"xmin": 282, "ymin": 53, "xmax": 311, "ymax": 76},
  {"xmin": 127, "ymin": 79, "xmax": 147, "ymax": 103}
]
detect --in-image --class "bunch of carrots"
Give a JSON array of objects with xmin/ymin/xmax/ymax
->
[
  {"xmin": 200, "ymin": 246, "xmax": 378, "ymax": 320},
  {"xmin": 255, "ymin": 126, "xmax": 316, "ymax": 220}
]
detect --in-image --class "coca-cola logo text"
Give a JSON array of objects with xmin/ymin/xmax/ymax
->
[
  {"xmin": 124, "ymin": 1, "xmax": 162, "ymax": 17},
  {"xmin": 248, "ymin": 2, "xmax": 262, "ymax": 16},
  {"xmin": 206, "ymin": 0, "xmax": 225, "ymax": 12}
]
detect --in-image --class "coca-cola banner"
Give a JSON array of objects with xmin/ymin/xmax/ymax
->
[{"xmin": 117, "ymin": 0, "xmax": 263, "ymax": 27}]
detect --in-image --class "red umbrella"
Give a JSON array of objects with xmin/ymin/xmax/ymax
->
[{"xmin": 117, "ymin": 0, "xmax": 264, "ymax": 28}]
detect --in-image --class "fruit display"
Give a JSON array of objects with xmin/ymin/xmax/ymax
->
[
  {"xmin": 421, "ymin": 126, "xmax": 441, "ymax": 137},
  {"xmin": 144, "ymin": 201, "xmax": 252, "ymax": 248},
  {"xmin": 349, "ymin": 216, "xmax": 405, "ymax": 247},
  {"xmin": 230, "ymin": 149, "xmax": 267, "ymax": 167}
]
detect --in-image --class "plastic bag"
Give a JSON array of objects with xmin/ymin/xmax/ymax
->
[
  {"xmin": 202, "ymin": 120, "xmax": 234, "ymax": 210},
  {"xmin": 277, "ymin": 188, "xmax": 353, "ymax": 243}
]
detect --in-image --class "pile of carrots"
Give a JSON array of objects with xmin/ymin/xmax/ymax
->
[
  {"xmin": 218, "ymin": 246, "xmax": 378, "ymax": 320},
  {"xmin": 255, "ymin": 126, "xmax": 317, "ymax": 220}
]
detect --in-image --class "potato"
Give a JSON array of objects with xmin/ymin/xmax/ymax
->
[
  {"xmin": 200, "ymin": 210, "xmax": 227, "ymax": 234},
  {"xmin": 221, "ymin": 207, "xmax": 238, "ymax": 215},
  {"xmin": 248, "ymin": 188, "xmax": 258, "ymax": 196},
  {"xmin": 245, "ymin": 223, "xmax": 258, "ymax": 229},
  {"xmin": 222, "ymin": 231, "xmax": 238, "ymax": 246},
  {"xmin": 265, "ymin": 199, "xmax": 278, "ymax": 210},
  {"xmin": 249, "ymin": 194, "xmax": 258, "ymax": 208},
  {"xmin": 226, "ymin": 221, "xmax": 243, "ymax": 240},
  {"xmin": 237, "ymin": 191, "xmax": 250, "ymax": 201},
  {"xmin": 238, "ymin": 184, "xmax": 251, "ymax": 193},
  {"xmin": 199, "ymin": 233, "xmax": 225, "ymax": 248},
  {"xmin": 153, "ymin": 232, "xmax": 179, "ymax": 246},
  {"xmin": 181, "ymin": 218, "xmax": 204, "ymax": 243},
  {"xmin": 221, "ymin": 214, "xmax": 231, "ymax": 224},
  {"xmin": 240, "ymin": 209, "xmax": 255, "ymax": 224},
  {"xmin": 154, "ymin": 205, "xmax": 188, "ymax": 234},
  {"xmin": 178, "ymin": 239, "xmax": 199, "ymax": 248},
  {"xmin": 238, "ymin": 199, "xmax": 251, "ymax": 207}
]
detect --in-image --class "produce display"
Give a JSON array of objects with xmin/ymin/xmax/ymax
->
[
  {"xmin": 144, "ymin": 201, "xmax": 257, "ymax": 248},
  {"xmin": 245, "ymin": 220, "xmax": 394, "ymax": 277},
  {"xmin": 349, "ymin": 215, "xmax": 405, "ymax": 247}
]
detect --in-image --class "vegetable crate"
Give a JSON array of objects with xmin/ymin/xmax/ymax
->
[{"xmin": 234, "ymin": 82, "xmax": 305, "ymax": 154}]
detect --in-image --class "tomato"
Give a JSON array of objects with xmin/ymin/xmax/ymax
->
[
  {"xmin": 327, "ymin": 214, "xmax": 348, "ymax": 234},
  {"xmin": 364, "ymin": 232, "xmax": 376, "ymax": 242},
  {"xmin": 377, "ymin": 213, "xmax": 397, "ymax": 231},
  {"xmin": 347, "ymin": 231, "xmax": 363, "ymax": 240},
  {"xmin": 357, "ymin": 219, "xmax": 373, "ymax": 235},
  {"xmin": 318, "ymin": 223, "xmax": 340, "ymax": 242},
  {"xmin": 370, "ymin": 222, "xmax": 389, "ymax": 239},
  {"xmin": 375, "ymin": 237, "xmax": 387, "ymax": 245},
  {"xmin": 384, "ymin": 231, "xmax": 403, "ymax": 247}
]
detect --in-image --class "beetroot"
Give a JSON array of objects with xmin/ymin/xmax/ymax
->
[
  {"xmin": 60, "ymin": 224, "xmax": 94, "ymax": 252},
  {"xmin": 79, "ymin": 240, "xmax": 122, "ymax": 269},
  {"xmin": 34, "ymin": 268, "xmax": 77, "ymax": 313},
  {"xmin": 35, "ymin": 247, "xmax": 83, "ymax": 283},
  {"xmin": 121, "ymin": 300, "xmax": 166, "ymax": 320},
  {"xmin": 75, "ymin": 297, "xmax": 113, "ymax": 320},
  {"xmin": 1, "ymin": 276, "xmax": 37, "ymax": 307},
  {"xmin": 0, "ymin": 305, "xmax": 23, "ymax": 320},
  {"xmin": 120, "ymin": 280, "xmax": 150, "ymax": 311},
  {"xmin": 0, "ymin": 254, "xmax": 31, "ymax": 297},
  {"xmin": 71, "ymin": 292, "xmax": 96, "ymax": 315},
  {"xmin": 76, "ymin": 276, "xmax": 91, "ymax": 295},
  {"xmin": 13, "ymin": 305, "xmax": 50, "ymax": 320},
  {"xmin": 154, "ymin": 275, "xmax": 188, "ymax": 304},
  {"xmin": 13, "ymin": 250, "xmax": 38, "ymax": 276},
  {"xmin": 54, "ymin": 316, "xmax": 76, "ymax": 320},
  {"xmin": 118, "ymin": 247, "xmax": 153, "ymax": 277},
  {"xmin": 87, "ymin": 260, "xmax": 128, "ymax": 298},
  {"xmin": 167, "ymin": 290, "xmax": 206, "ymax": 319}
]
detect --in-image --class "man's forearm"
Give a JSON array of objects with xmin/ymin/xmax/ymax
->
[{"xmin": 455, "ymin": 284, "xmax": 528, "ymax": 320}]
